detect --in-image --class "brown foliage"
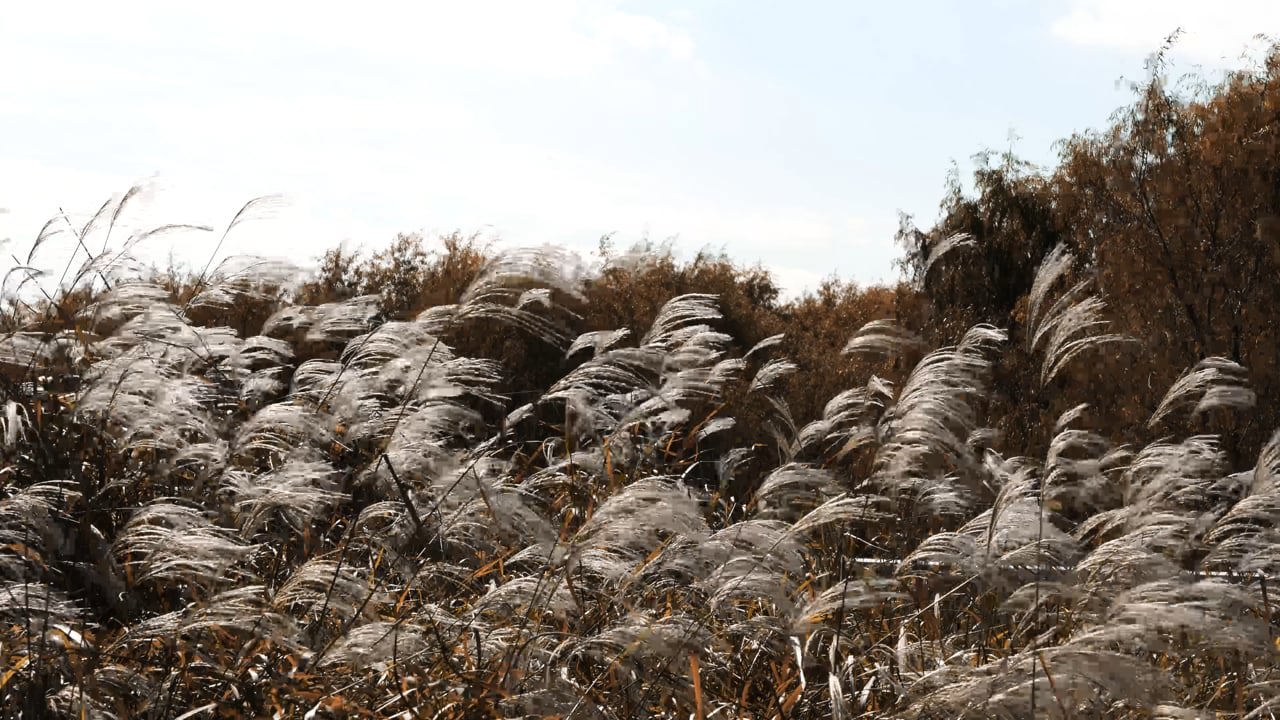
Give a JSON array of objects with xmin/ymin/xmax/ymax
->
[{"xmin": 902, "ymin": 41, "xmax": 1280, "ymax": 463}]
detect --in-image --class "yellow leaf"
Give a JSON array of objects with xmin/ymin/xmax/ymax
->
[{"xmin": 0, "ymin": 654, "xmax": 28, "ymax": 691}]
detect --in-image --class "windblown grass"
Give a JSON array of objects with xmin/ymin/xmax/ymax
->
[{"xmin": 0, "ymin": 195, "xmax": 1277, "ymax": 719}]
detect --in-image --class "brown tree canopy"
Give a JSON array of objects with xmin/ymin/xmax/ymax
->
[{"xmin": 902, "ymin": 41, "xmax": 1280, "ymax": 462}]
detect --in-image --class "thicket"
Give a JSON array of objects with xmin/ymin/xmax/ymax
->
[{"xmin": 2, "ymin": 38, "xmax": 1280, "ymax": 720}]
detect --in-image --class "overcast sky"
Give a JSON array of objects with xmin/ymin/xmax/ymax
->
[{"xmin": 2, "ymin": 1, "xmax": 1278, "ymax": 297}]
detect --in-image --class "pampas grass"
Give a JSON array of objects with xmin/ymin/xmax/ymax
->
[{"xmin": 1, "ymin": 198, "xmax": 1279, "ymax": 719}]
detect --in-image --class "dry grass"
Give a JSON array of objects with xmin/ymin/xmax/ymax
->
[{"xmin": 0, "ymin": 194, "xmax": 1277, "ymax": 720}]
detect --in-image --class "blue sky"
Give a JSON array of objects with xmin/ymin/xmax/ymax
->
[{"xmin": 2, "ymin": 1, "xmax": 1277, "ymax": 296}]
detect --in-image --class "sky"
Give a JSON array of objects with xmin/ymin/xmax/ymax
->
[{"xmin": 2, "ymin": 1, "xmax": 1278, "ymax": 298}]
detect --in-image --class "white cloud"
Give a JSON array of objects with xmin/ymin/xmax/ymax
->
[
  {"xmin": 1051, "ymin": 0, "xmax": 1280, "ymax": 67},
  {"xmin": 769, "ymin": 266, "xmax": 829, "ymax": 300},
  {"xmin": 0, "ymin": 0, "xmax": 896, "ymax": 300},
  {"xmin": 1, "ymin": 1, "xmax": 698, "ymax": 84},
  {"xmin": 593, "ymin": 11, "xmax": 696, "ymax": 62},
  {"xmin": 0, "ymin": 0, "xmax": 702, "ymax": 269}
]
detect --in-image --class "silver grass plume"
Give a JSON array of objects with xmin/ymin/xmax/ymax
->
[
  {"xmin": 842, "ymin": 318, "xmax": 925, "ymax": 358},
  {"xmin": 1149, "ymin": 356, "xmax": 1256, "ymax": 428},
  {"xmin": 182, "ymin": 255, "xmax": 299, "ymax": 316},
  {"xmin": 868, "ymin": 323, "xmax": 1006, "ymax": 513},
  {"xmin": 441, "ymin": 245, "xmax": 587, "ymax": 349},
  {"xmin": 920, "ymin": 231, "xmax": 976, "ymax": 280},
  {"xmin": 114, "ymin": 501, "xmax": 257, "ymax": 591},
  {"xmin": 223, "ymin": 454, "xmax": 346, "ymax": 537},
  {"xmin": 1026, "ymin": 244, "xmax": 1134, "ymax": 387}
]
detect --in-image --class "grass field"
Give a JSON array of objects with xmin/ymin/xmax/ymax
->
[{"xmin": 0, "ymin": 200, "xmax": 1277, "ymax": 720}]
